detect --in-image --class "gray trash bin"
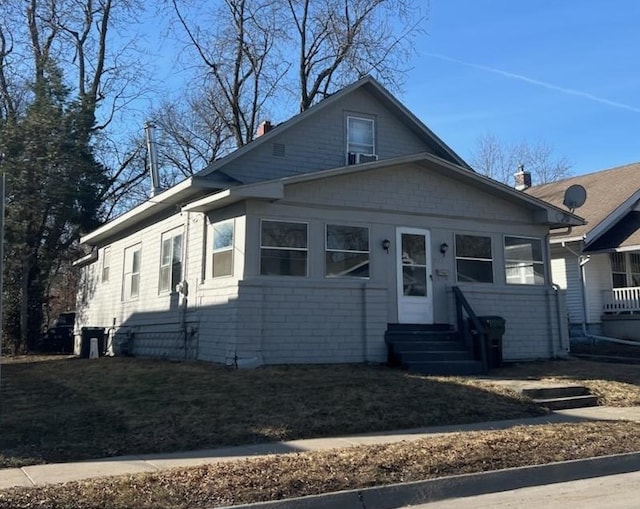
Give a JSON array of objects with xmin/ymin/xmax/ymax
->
[{"xmin": 478, "ymin": 316, "xmax": 505, "ymax": 369}]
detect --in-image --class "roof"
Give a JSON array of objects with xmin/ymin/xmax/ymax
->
[
  {"xmin": 184, "ymin": 152, "xmax": 583, "ymax": 228},
  {"xmin": 197, "ymin": 75, "xmax": 472, "ymax": 181},
  {"xmin": 80, "ymin": 76, "xmax": 583, "ymax": 247},
  {"xmin": 527, "ymin": 162, "xmax": 640, "ymax": 251}
]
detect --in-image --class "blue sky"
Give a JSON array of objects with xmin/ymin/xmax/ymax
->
[{"xmin": 403, "ymin": 0, "xmax": 640, "ymax": 176}]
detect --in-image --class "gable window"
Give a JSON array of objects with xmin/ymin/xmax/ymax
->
[
  {"xmin": 159, "ymin": 229, "xmax": 183, "ymax": 293},
  {"xmin": 212, "ymin": 220, "xmax": 234, "ymax": 278},
  {"xmin": 504, "ymin": 236, "xmax": 545, "ymax": 285},
  {"xmin": 326, "ymin": 225, "xmax": 369, "ymax": 278},
  {"xmin": 455, "ymin": 234, "xmax": 493, "ymax": 283},
  {"xmin": 122, "ymin": 244, "xmax": 141, "ymax": 300},
  {"xmin": 260, "ymin": 220, "xmax": 307, "ymax": 276},
  {"xmin": 610, "ymin": 252, "xmax": 640, "ymax": 288},
  {"xmin": 101, "ymin": 246, "xmax": 111, "ymax": 283},
  {"xmin": 347, "ymin": 116, "xmax": 375, "ymax": 158}
]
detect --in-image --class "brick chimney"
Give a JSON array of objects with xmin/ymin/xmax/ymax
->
[
  {"xmin": 514, "ymin": 164, "xmax": 532, "ymax": 191},
  {"xmin": 257, "ymin": 120, "xmax": 274, "ymax": 137}
]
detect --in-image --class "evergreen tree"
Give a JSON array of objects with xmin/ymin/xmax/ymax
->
[{"xmin": 0, "ymin": 62, "xmax": 107, "ymax": 351}]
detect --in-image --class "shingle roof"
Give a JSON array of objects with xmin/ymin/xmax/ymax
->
[{"xmin": 527, "ymin": 162, "xmax": 640, "ymax": 249}]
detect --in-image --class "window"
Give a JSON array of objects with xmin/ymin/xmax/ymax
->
[
  {"xmin": 260, "ymin": 220, "xmax": 307, "ymax": 276},
  {"xmin": 122, "ymin": 244, "xmax": 141, "ymax": 300},
  {"xmin": 326, "ymin": 225, "xmax": 369, "ymax": 278},
  {"xmin": 504, "ymin": 236, "xmax": 545, "ymax": 285},
  {"xmin": 610, "ymin": 252, "xmax": 640, "ymax": 288},
  {"xmin": 212, "ymin": 220, "xmax": 234, "ymax": 278},
  {"xmin": 101, "ymin": 246, "xmax": 111, "ymax": 283},
  {"xmin": 159, "ymin": 229, "xmax": 183, "ymax": 293},
  {"xmin": 455, "ymin": 234, "xmax": 493, "ymax": 283},
  {"xmin": 347, "ymin": 116, "xmax": 375, "ymax": 156}
]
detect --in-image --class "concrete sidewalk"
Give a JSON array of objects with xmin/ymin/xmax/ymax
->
[{"xmin": 2, "ymin": 405, "xmax": 640, "ymax": 490}]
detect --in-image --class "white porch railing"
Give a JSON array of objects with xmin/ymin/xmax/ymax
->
[{"xmin": 602, "ymin": 287, "xmax": 640, "ymax": 313}]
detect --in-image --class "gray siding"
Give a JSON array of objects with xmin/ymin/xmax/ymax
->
[
  {"xmin": 217, "ymin": 88, "xmax": 440, "ymax": 184},
  {"xmin": 449, "ymin": 285, "xmax": 569, "ymax": 359}
]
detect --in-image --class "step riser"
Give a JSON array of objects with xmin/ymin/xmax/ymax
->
[
  {"xmin": 522, "ymin": 387, "xmax": 590, "ymax": 399},
  {"xmin": 405, "ymin": 361, "xmax": 484, "ymax": 376},
  {"xmin": 532, "ymin": 395, "xmax": 599, "ymax": 410},
  {"xmin": 397, "ymin": 351, "xmax": 474, "ymax": 362},
  {"xmin": 386, "ymin": 332, "xmax": 460, "ymax": 342},
  {"xmin": 387, "ymin": 323, "xmax": 453, "ymax": 332},
  {"xmin": 388, "ymin": 341, "xmax": 467, "ymax": 352}
]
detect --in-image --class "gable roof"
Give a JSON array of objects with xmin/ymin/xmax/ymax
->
[
  {"xmin": 197, "ymin": 75, "xmax": 472, "ymax": 182},
  {"xmin": 527, "ymin": 162, "xmax": 640, "ymax": 251}
]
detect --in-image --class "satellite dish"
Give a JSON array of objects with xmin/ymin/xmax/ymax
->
[{"xmin": 563, "ymin": 184, "xmax": 587, "ymax": 212}]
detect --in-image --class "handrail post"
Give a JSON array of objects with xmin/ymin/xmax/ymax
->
[{"xmin": 453, "ymin": 286, "xmax": 488, "ymax": 374}]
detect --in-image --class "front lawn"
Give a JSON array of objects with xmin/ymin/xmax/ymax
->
[{"xmin": 0, "ymin": 356, "xmax": 543, "ymax": 467}]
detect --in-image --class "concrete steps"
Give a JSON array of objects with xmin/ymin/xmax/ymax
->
[
  {"xmin": 521, "ymin": 385, "xmax": 599, "ymax": 410},
  {"xmin": 386, "ymin": 323, "xmax": 484, "ymax": 376}
]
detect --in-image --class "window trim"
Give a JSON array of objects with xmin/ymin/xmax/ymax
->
[
  {"xmin": 454, "ymin": 233, "xmax": 494, "ymax": 284},
  {"xmin": 346, "ymin": 115, "xmax": 376, "ymax": 159},
  {"xmin": 325, "ymin": 223, "xmax": 370, "ymax": 279},
  {"xmin": 503, "ymin": 235, "xmax": 545, "ymax": 286},
  {"xmin": 260, "ymin": 219, "xmax": 308, "ymax": 277},
  {"xmin": 212, "ymin": 219, "xmax": 234, "ymax": 279},
  {"xmin": 122, "ymin": 243, "xmax": 141, "ymax": 301},
  {"xmin": 158, "ymin": 227, "xmax": 184, "ymax": 294},
  {"xmin": 101, "ymin": 246, "xmax": 111, "ymax": 283}
]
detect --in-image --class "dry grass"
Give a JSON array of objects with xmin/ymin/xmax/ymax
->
[
  {"xmin": 491, "ymin": 357, "xmax": 640, "ymax": 406},
  {"xmin": 0, "ymin": 356, "xmax": 544, "ymax": 468},
  {"xmin": 1, "ymin": 421, "xmax": 639, "ymax": 509}
]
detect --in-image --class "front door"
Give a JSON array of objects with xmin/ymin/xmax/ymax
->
[{"xmin": 396, "ymin": 228, "xmax": 433, "ymax": 324}]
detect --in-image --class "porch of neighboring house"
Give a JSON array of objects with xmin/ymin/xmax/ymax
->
[{"xmin": 600, "ymin": 252, "xmax": 640, "ymax": 341}]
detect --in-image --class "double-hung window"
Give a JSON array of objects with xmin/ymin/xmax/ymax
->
[
  {"xmin": 159, "ymin": 229, "xmax": 183, "ymax": 293},
  {"xmin": 260, "ymin": 220, "xmax": 307, "ymax": 276},
  {"xmin": 101, "ymin": 246, "xmax": 111, "ymax": 283},
  {"xmin": 455, "ymin": 234, "xmax": 494, "ymax": 283},
  {"xmin": 122, "ymin": 244, "xmax": 141, "ymax": 300},
  {"xmin": 326, "ymin": 225, "xmax": 369, "ymax": 278},
  {"xmin": 610, "ymin": 252, "xmax": 640, "ymax": 288},
  {"xmin": 504, "ymin": 236, "xmax": 545, "ymax": 285},
  {"xmin": 212, "ymin": 220, "xmax": 234, "ymax": 278},
  {"xmin": 347, "ymin": 116, "xmax": 375, "ymax": 157}
]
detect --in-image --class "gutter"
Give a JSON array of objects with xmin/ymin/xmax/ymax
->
[{"xmin": 561, "ymin": 241, "xmax": 640, "ymax": 347}]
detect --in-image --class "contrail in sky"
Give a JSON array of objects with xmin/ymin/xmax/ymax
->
[{"xmin": 424, "ymin": 52, "xmax": 640, "ymax": 114}]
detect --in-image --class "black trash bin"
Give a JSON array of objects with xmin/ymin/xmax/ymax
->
[
  {"xmin": 478, "ymin": 316, "xmax": 505, "ymax": 369},
  {"xmin": 80, "ymin": 327, "xmax": 106, "ymax": 358}
]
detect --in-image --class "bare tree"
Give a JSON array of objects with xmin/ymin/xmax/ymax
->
[
  {"xmin": 469, "ymin": 132, "xmax": 573, "ymax": 186},
  {"xmin": 170, "ymin": 0, "xmax": 285, "ymax": 147},
  {"xmin": 151, "ymin": 92, "xmax": 232, "ymax": 177},
  {"xmin": 286, "ymin": 0, "xmax": 426, "ymax": 111}
]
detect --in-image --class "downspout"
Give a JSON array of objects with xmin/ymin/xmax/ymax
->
[
  {"xmin": 181, "ymin": 210, "xmax": 191, "ymax": 359},
  {"xmin": 562, "ymin": 241, "xmax": 640, "ymax": 347}
]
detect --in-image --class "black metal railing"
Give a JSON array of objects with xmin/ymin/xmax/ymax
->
[{"xmin": 452, "ymin": 286, "xmax": 488, "ymax": 374}]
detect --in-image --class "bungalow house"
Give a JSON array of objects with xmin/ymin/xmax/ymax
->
[
  {"xmin": 75, "ymin": 76, "xmax": 583, "ymax": 373},
  {"xmin": 528, "ymin": 163, "xmax": 640, "ymax": 341}
]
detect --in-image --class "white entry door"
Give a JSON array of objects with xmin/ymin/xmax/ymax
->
[{"xmin": 396, "ymin": 228, "xmax": 433, "ymax": 324}]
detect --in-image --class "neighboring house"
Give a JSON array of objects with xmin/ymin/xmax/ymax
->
[
  {"xmin": 528, "ymin": 163, "xmax": 640, "ymax": 340},
  {"xmin": 75, "ymin": 76, "xmax": 582, "ymax": 369}
]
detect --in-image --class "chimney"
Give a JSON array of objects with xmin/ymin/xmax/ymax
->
[
  {"xmin": 257, "ymin": 120, "xmax": 274, "ymax": 137},
  {"xmin": 514, "ymin": 164, "xmax": 532, "ymax": 191},
  {"xmin": 144, "ymin": 122, "xmax": 162, "ymax": 197}
]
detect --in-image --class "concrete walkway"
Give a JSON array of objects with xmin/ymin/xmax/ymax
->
[{"xmin": 2, "ymin": 405, "xmax": 640, "ymax": 490}]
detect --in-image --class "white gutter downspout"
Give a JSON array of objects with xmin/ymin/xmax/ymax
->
[{"xmin": 562, "ymin": 241, "xmax": 640, "ymax": 347}]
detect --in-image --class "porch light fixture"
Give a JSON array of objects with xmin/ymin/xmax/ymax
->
[
  {"xmin": 440, "ymin": 242, "xmax": 449, "ymax": 256},
  {"xmin": 382, "ymin": 239, "xmax": 391, "ymax": 253}
]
